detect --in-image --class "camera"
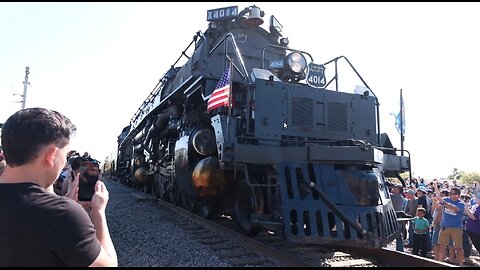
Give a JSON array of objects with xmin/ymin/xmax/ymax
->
[{"xmin": 78, "ymin": 158, "xmax": 100, "ymax": 201}]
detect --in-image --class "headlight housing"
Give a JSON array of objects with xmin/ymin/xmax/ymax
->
[
  {"xmin": 268, "ymin": 51, "xmax": 307, "ymax": 82},
  {"xmin": 287, "ymin": 52, "xmax": 307, "ymax": 74}
]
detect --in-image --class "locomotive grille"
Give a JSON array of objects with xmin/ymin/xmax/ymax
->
[
  {"xmin": 277, "ymin": 161, "xmax": 399, "ymax": 248},
  {"xmin": 327, "ymin": 102, "xmax": 347, "ymax": 132},
  {"xmin": 292, "ymin": 97, "xmax": 313, "ymax": 127}
]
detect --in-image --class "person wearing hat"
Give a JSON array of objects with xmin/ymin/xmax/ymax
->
[{"xmin": 465, "ymin": 190, "xmax": 480, "ymax": 263}]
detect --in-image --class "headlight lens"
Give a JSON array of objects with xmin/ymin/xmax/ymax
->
[{"xmin": 287, "ymin": 52, "xmax": 306, "ymax": 73}]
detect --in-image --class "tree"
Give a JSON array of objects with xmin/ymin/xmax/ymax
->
[
  {"xmin": 448, "ymin": 167, "xmax": 464, "ymax": 180},
  {"xmin": 459, "ymin": 171, "xmax": 480, "ymax": 186}
]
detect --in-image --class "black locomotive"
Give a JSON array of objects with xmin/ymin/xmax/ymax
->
[{"xmin": 110, "ymin": 5, "xmax": 411, "ymax": 248}]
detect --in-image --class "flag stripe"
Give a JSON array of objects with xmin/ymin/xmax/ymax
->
[
  {"xmin": 208, "ymin": 96, "xmax": 229, "ymax": 107},
  {"xmin": 207, "ymin": 65, "xmax": 231, "ymax": 112},
  {"xmin": 207, "ymin": 100, "xmax": 229, "ymax": 111},
  {"xmin": 208, "ymin": 98, "xmax": 229, "ymax": 107}
]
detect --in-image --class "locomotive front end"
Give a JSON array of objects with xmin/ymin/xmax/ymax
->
[{"xmin": 220, "ymin": 69, "xmax": 406, "ymax": 248}]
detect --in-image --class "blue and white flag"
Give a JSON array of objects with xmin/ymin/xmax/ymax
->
[{"xmin": 395, "ymin": 90, "xmax": 405, "ymax": 135}]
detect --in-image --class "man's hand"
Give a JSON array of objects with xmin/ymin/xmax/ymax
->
[
  {"xmin": 65, "ymin": 171, "xmax": 79, "ymax": 201},
  {"xmin": 91, "ymin": 181, "xmax": 109, "ymax": 213}
]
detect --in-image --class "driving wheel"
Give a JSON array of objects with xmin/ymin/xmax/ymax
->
[{"xmin": 234, "ymin": 180, "xmax": 263, "ymax": 237}]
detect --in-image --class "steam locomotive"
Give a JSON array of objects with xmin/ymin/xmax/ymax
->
[{"xmin": 110, "ymin": 5, "xmax": 411, "ymax": 249}]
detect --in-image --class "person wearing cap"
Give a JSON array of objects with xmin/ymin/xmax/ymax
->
[
  {"xmin": 465, "ymin": 190, "xmax": 480, "ymax": 262},
  {"xmin": 405, "ymin": 189, "xmax": 419, "ymax": 248},
  {"xmin": 416, "ymin": 186, "xmax": 433, "ymax": 253},
  {"xmin": 436, "ymin": 187, "xmax": 476, "ymax": 266},
  {"xmin": 391, "ymin": 184, "xmax": 407, "ymax": 212},
  {"xmin": 391, "ymin": 184, "xmax": 407, "ymax": 251},
  {"xmin": 431, "ymin": 189, "xmax": 450, "ymax": 261},
  {"xmin": 460, "ymin": 193, "xmax": 474, "ymax": 265}
]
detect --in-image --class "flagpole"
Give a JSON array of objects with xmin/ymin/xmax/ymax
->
[
  {"xmin": 227, "ymin": 60, "xmax": 233, "ymax": 119},
  {"xmin": 400, "ymin": 89, "xmax": 404, "ymax": 156},
  {"xmin": 225, "ymin": 60, "xmax": 233, "ymax": 142}
]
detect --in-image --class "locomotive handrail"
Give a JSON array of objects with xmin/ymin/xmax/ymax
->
[
  {"xmin": 129, "ymin": 31, "xmax": 206, "ymax": 127},
  {"xmin": 374, "ymin": 146, "xmax": 412, "ymax": 186},
  {"xmin": 260, "ymin": 44, "xmax": 314, "ymax": 69},
  {"xmin": 208, "ymin": 32, "xmax": 250, "ymax": 83},
  {"xmin": 323, "ymin": 56, "xmax": 381, "ymax": 147}
]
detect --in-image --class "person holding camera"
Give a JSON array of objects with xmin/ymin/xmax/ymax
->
[
  {"xmin": 62, "ymin": 156, "xmax": 83, "ymax": 200},
  {"xmin": 0, "ymin": 108, "xmax": 117, "ymax": 267},
  {"xmin": 78, "ymin": 158, "xmax": 102, "ymax": 209}
]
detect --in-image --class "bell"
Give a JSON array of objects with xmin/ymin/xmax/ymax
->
[{"xmin": 245, "ymin": 6, "xmax": 264, "ymax": 26}]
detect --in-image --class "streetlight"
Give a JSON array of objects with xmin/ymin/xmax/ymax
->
[{"xmin": 21, "ymin": 66, "xmax": 30, "ymax": 110}]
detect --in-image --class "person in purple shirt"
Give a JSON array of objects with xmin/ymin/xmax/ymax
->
[{"xmin": 465, "ymin": 190, "xmax": 480, "ymax": 253}]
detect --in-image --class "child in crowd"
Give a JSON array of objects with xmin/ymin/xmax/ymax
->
[{"xmin": 412, "ymin": 207, "xmax": 430, "ymax": 257}]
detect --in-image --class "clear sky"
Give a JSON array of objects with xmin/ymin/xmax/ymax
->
[{"xmin": 1, "ymin": 2, "xmax": 479, "ymax": 180}]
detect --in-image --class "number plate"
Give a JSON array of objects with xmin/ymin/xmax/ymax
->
[{"xmin": 306, "ymin": 63, "xmax": 326, "ymax": 88}]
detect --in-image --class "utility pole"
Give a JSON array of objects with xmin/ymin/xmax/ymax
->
[{"xmin": 21, "ymin": 66, "xmax": 30, "ymax": 109}]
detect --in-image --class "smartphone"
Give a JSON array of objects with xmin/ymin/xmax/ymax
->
[
  {"xmin": 78, "ymin": 170, "xmax": 97, "ymax": 201},
  {"xmin": 78, "ymin": 177, "xmax": 96, "ymax": 201},
  {"xmin": 79, "ymin": 165, "xmax": 87, "ymax": 174},
  {"xmin": 78, "ymin": 161, "xmax": 100, "ymax": 201}
]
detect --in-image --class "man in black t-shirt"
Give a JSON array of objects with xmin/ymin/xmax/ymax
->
[{"xmin": 0, "ymin": 108, "xmax": 117, "ymax": 267}]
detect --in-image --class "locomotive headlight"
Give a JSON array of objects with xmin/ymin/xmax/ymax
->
[
  {"xmin": 191, "ymin": 128, "xmax": 216, "ymax": 156},
  {"xmin": 268, "ymin": 51, "xmax": 307, "ymax": 82},
  {"xmin": 287, "ymin": 52, "xmax": 307, "ymax": 74}
]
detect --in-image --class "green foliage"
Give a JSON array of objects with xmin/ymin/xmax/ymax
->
[
  {"xmin": 459, "ymin": 171, "xmax": 480, "ymax": 186},
  {"xmin": 386, "ymin": 172, "xmax": 411, "ymax": 186},
  {"xmin": 448, "ymin": 167, "xmax": 465, "ymax": 180}
]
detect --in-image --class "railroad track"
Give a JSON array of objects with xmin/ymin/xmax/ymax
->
[{"xmin": 120, "ymin": 178, "xmax": 453, "ymax": 267}]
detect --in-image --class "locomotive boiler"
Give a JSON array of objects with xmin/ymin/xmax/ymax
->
[{"xmin": 112, "ymin": 4, "xmax": 411, "ymax": 248}]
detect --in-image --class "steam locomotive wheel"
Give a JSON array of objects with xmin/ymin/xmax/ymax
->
[
  {"xmin": 152, "ymin": 176, "xmax": 167, "ymax": 200},
  {"xmin": 141, "ymin": 183, "xmax": 152, "ymax": 194},
  {"xmin": 151, "ymin": 178, "xmax": 160, "ymax": 198},
  {"xmin": 234, "ymin": 180, "xmax": 263, "ymax": 237},
  {"xmin": 198, "ymin": 200, "xmax": 217, "ymax": 219},
  {"xmin": 180, "ymin": 192, "xmax": 197, "ymax": 212},
  {"xmin": 167, "ymin": 184, "xmax": 180, "ymax": 205}
]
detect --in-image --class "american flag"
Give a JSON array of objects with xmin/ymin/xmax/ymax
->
[{"xmin": 207, "ymin": 65, "xmax": 231, "ymax": 112}]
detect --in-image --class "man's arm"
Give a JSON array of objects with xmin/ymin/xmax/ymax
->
[
  {"xmin": 442, "ymin": 200, "xmax": 460, "ymax": 213},
  {"xmin": 88, "ymin": 181, "xmax": 117, "ymax": 267},
  {"xmin": 464, "ymin": 206, "xmax": 477, "ymax": 220}
]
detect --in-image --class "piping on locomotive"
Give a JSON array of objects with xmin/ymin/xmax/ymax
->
[{"xmin": 111, "ymin": 5, "xmax": 411, "ymax": 248}]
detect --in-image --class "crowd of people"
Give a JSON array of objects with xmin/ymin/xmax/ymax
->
[
  {"xmin": 388, "ymin": 177, "xmax": 480, "ymax": 266},
  {"xmin": 0, "ymin": 108, "xmax": 117, "ymax": 266}
]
